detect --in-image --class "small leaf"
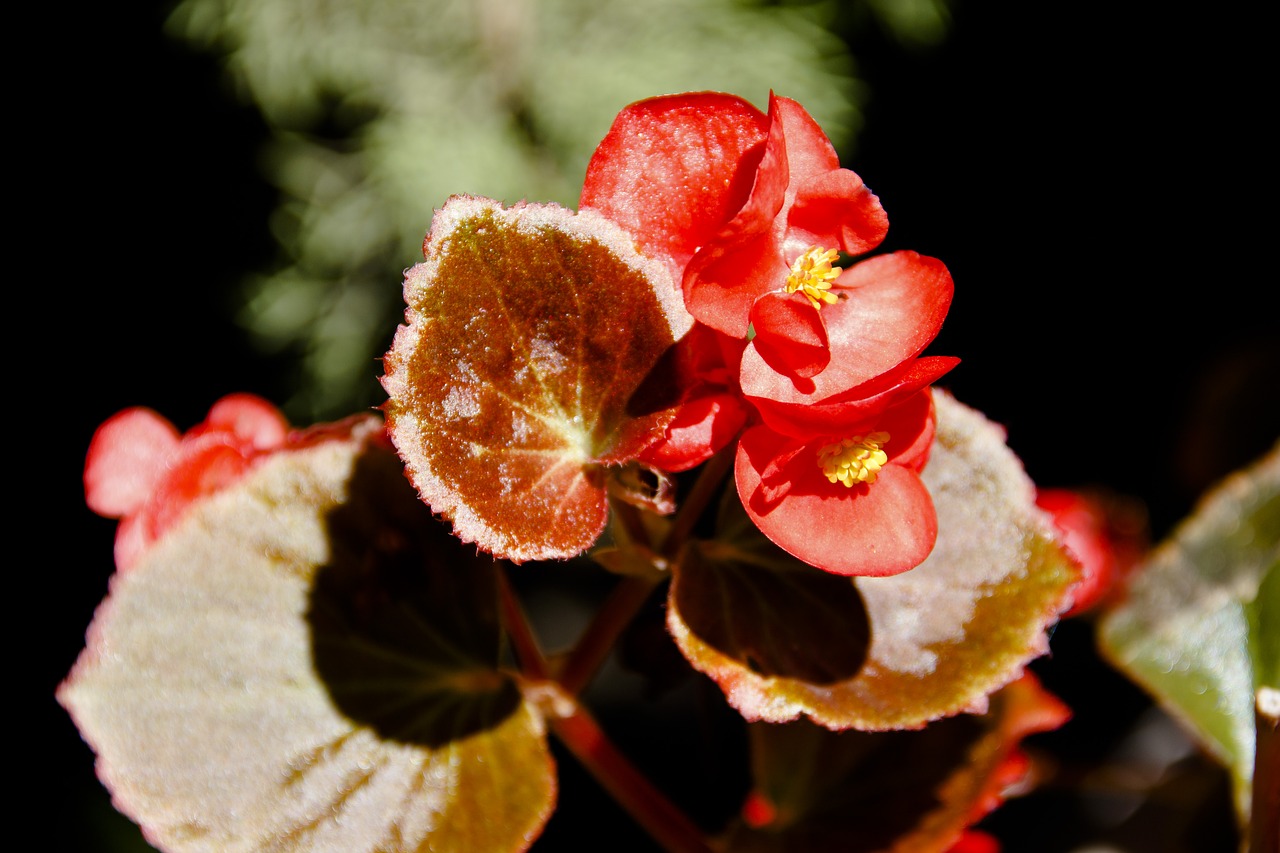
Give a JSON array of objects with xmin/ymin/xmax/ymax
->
[
  {"xmin": 60, "ymin": 419, "xmax": 556, "ymax": 852},
  {"xmin": 674, "ymin": 514, "xmax": 871, "ymax": 684},
  {"xmin": 723, "ymin": 675, "xmax": 1070, "ymax": 852},
  {"xmin": 382, "ymin": 196, "xmax": 687, "ymax": 562},
  {"xmin": 668, "ymin": 390, "xmax": 1078, "ymax": 730},
  {"xmin": 1099, "ymin": 441, "xmax": 1279, "ymax": 822}
]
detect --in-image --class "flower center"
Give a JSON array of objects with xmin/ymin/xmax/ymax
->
[
  {"xmin": 817, "ymin": 432, "xmax": 890, "ymax": 487},
  {"xmin": 785, "ymin": 246, "xmax": 842, "ymax": 309}
]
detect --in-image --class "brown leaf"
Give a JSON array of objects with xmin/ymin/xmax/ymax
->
[{"xmin": 382, "ymin": 196, "xmax": 687, "ymax": 562}]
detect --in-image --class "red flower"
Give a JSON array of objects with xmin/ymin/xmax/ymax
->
[
  {"xmin": 679, "ymin": 94, "xmax": 892, "ymax": 376},
  {"xmin": 85, "ymin": 393, "xmax": 290, "ymax": 571},
  {"xmin": 582, "ymin": 91, "xmax": 955, "ymax": 575},
  {"xmin": 1035, "ymin": 488, "xmax": 1146, "ymax": 615},
  {"xmin": 581, "ymin": 91, "xmax": 771, "ymax": 296},
  {"xmin": 945, "ymin": 831, "xmax": 1002, "ymax": 853},
  {"xmin": 735, "ymin": 385, "xmax": 941, "ymax": 576}
]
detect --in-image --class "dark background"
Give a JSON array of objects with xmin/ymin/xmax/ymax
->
[{"xmin": 37, "ymin": 0, "xmax": 1276, "ymax": 850}]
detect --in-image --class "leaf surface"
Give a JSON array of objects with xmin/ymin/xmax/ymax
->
[
  {"xmin": 722, "ymin": 676, "xmax": 1070, "ymax": 852},
  {"xmin": 668, "ymin": 390, "xmax": 1078, "ymax": 730},
  {"xmin": 60, "ymin": 419, "xmax": 556, "ymax": 852},
  {"xmin": 382, "ymin": 196, "xmax": 685, "ymax": 561},
  {"xmin": 1100, "ymin": 441, "xmax": 1279, "ymax": 821}
]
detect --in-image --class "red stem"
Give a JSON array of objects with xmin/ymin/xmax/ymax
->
[
  {"xmin": 658, "ymin": 441, "xmax": 736, "ymax": 558},
  {"xmin": 1253, "ymin": 687, "xmax": 1278, "ymax": 853},
  {"xmin": 498, "ymin": 565, "xmax": 549, "ymax": 680},
  {"xmin": 556, "ymin": 575, "xmax": 660, "ymax": 696},
  {"xmin": 499, "ymin": 449, "xmax": 739, "ymax": 852},
  {"xmin": 556, "ymin": 443, "xmax": 737, "ymax": 695},
  {"xmin": 502, "ymin": 565, "xmax": 713, "ymax": 852}
]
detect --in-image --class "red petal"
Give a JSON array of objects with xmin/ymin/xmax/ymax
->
[
  {"xmin": 144, "ymin": 437, "xmax": 256, "ymax": 538},
  {"xmin": 740, "ymin": 791, "xmax": 778, "ymax": 829},
  {"xmin": 683, "ymin": 231, "xmax": 787, "ymax": 336},
  {"xmin": 884, "ymin": 388, "xmax": 939, "ymax": 472},
  {"xmin": 787, "ymin": 167, "xmax": 890, "ymax": 256},
  {"xmin": 768, "ymin": 93, "xmax": 839, "ymax": 174},
  {"xmin": 629, "ymin": 321, "xmax": 746, "ymax": 421},
  {"xmin": 748, "ymin": 356, "xmax": 957, "ymax": 439},
  {"xmin": 740, "ymin": 251, "xmax": 954, "ymax": 406},
  {"xmin": 580, "ymin": 92, "xmax": 769, "ymax": 280},
  {"xmin": 84, "ymin": 408, "xmax": 181, "ymax": 518},
  {"xmin": 945, "ymin": 831, "xmax": 1002, "ymax": 853},
  {"xmin": 748, "ymin": 291, "xmax": 830, "ymax": 379},
  {"xmin": 772, "ymin": 95, "xmax": 888, "ymax": 254},
  {"xmin": 638, "ymin": 391, "xmax": 749, "ymax": 473},
  {"xmin": 109, "ymin": 436, "xmax": 258, "ymax": 571},
  {"xmin": 111, "ymin": 514, "xmax": 151, "ymax": 573},
  {"xmin": 193, "ymin": 393, "xmax": 289, "ymax": 450},
  {"xmin": 1035, "ymin": 488, "xmax": 1144, "ymax": 616},
  {"xmin": 735, "ymin": 424, "xmax": 938, "ymax": 576},
  {"xmin": 680, "ymin": 95, "xmax": 792, "ymax": 335}
]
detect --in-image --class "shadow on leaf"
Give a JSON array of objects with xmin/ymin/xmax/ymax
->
[
  {"xmin": 308, "ymin": 445, "xmax": 521, "ymax": 747},
  {"xmin": 673, "ymin": 494, "xmax": 871, "ymax": 685}
]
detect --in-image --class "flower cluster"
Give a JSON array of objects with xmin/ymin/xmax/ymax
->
[
  {"xmin": 580, "ymin": 92, "xmax": 956, "ymax": 576},
  {"xmin": 85, "ymin": 393, "xmax": 382, "ymax": 570},
  {"xmin": 84, "ymin": 394, "xmax": 291, "ymax": 570}
]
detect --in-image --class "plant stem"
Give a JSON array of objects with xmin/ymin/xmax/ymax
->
[
  {"xmin": 557, "ymin": 575, "xmax": 661, "ymax": 696},
  {"xmin": 498, "ymin": 564, "xmax": 550, "ymax": 680},
  {"xmin": 557, "ymin": 443, "xmax": 737, "ymax": 695},
  {"xmin": 610, "ymin": 493, "xmax": 654, "ymax": 549},
  {"xmin": 550, "ymin": 704, "xmax": 718, "ymax": 853},
  {"xmin": 1252, "ymin": 687, "xmax": 1278, "ymax": 853},
  {"xmin": 658, "ymin": 441, "xmax": 736, "ymax": 558},
  {"xmin": 499, "ymin": 455, "xmax": 735, "ymax": 853}
]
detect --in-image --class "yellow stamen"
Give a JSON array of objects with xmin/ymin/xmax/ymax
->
[
  {"xmin": 817, "ymin": 432, "xmax": 890, "ymax": 487},
  {"xmin": 785, "ymin": 246, "xmax": 842, "ymax": 309}
]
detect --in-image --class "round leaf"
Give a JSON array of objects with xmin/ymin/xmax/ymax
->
[
  {"xmin": 668, "ymin": 390, "xmax": 1078, "ymax": 730},
  {"xmin": 723, "ymin": 675, "xmax": 1070, "ymax": 852},
  {"xmin": 382, "ymin": 196, "xmax": 687, "ymax": 562},
  {"xmin": 60, "ymin": 419, "xmax": 556, "ymax": 852},
  {"xmin": 674, "ymin": 513, "xmax": 871, "ymax": 685}
]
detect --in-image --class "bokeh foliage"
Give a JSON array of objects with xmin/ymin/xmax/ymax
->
[{"xmin": 165, "ymin": 0, "xmax": 949, "ymax": 419}]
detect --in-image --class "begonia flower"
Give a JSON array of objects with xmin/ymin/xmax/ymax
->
[
  {"xmin": 580, "ymin": 91, "xmax": 771, "ymax": 293},
  {"xmin": 583, "ymin": 91, "xmax": 956, "ymax": 575},
  {"xmin": 736, "ymin": 385, "xmax": 940, "ymax": 577},
  {"xmin": 85, "ymin": 393, "xmax": 291, "ymax": 570},
  {"xmin": 588, "ymin": 92, "xmax": 949, "ymax": 391},
  {"xmin": 680, "ymin": 94, "xmax": 892, "ymax": 373}
]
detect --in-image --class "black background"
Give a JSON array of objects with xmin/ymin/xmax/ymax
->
[{"xmin": 36, "ymin": 1, "xmax": 1276, "ymax": 850}]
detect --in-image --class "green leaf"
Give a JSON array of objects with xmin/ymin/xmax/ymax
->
[
  {"xmin": 59, "ymin": 420, "xmax": 556, "ymax": 852},
  {"xmin": 383, "ymin": 196, "xmax": 685, "ymax": 562},
  {"xmin": 1247, "ymin": 557, "xmax": 1279, "ymax": 699},
  {"xmin": 1100, "ymin": 441, "xmax": 1280, "ymax": 822},
  {"xmin": 667, "ymin": 390, "xmax": 1078, "ymax": 730},
  {"xmin": 722, "ymin": 675, "xmax": 1070, "ymax": 852}
]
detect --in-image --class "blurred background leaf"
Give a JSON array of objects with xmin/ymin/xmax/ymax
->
[
  {"xmin": 165, "ymin": 0, "xmax": 949, "ymax": 420},
  {"xmin": 1100, "ymin": 443, "xmax": 1279, "ymax": 825}
]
